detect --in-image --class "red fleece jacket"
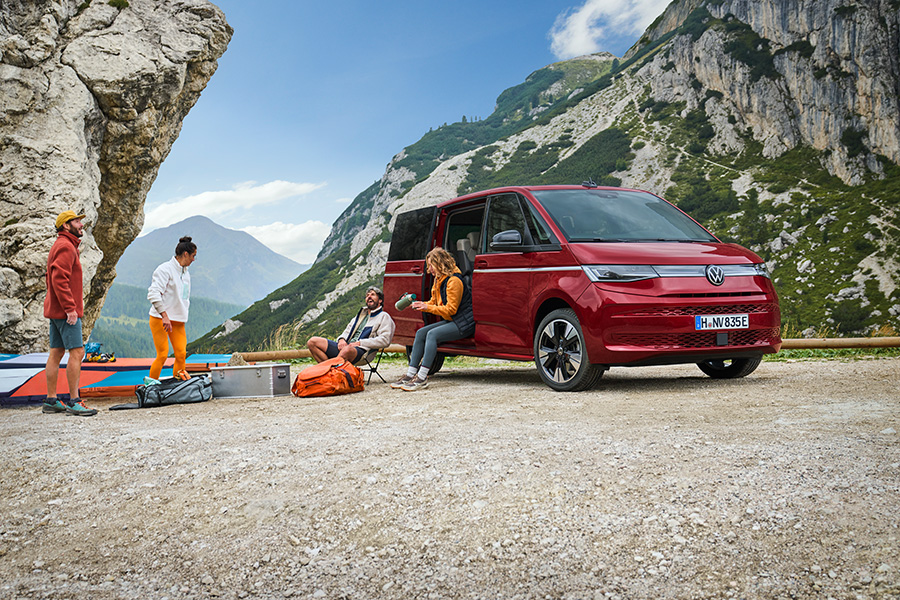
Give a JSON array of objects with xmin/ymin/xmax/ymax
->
[{"xmin": 43, "ymin": 230, "xmax": 83, "ymax": 319}]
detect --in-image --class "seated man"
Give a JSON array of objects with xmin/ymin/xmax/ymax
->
[{"xmin": 307, "ymin": 286, "xmax": 395, "ymax": 364}]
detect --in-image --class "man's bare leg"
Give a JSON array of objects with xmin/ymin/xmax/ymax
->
[
  {"xmin": 66, "ymin": 346, "xmax": 84, "ymax": 399},
  {"xmin": 306, "ymin": 337, "xmax": 330, "ymax": 363},
  {"xmin": 45, "ymin": 347, "xmax": 66, "ymax": 398}
]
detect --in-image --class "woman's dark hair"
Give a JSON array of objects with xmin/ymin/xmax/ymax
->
[{"xmin": 175, "ymin": 236, "xmax": 197, "ymax": 257}]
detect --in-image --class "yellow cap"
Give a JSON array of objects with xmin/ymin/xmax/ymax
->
[{"xmin": 55, "ymin": 210, "xmax": 86, "ymax": 229}]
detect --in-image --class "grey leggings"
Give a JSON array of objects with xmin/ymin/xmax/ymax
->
[{"xmin": 408, "ymin": 320, "xmax": 463, "ymax": 371}]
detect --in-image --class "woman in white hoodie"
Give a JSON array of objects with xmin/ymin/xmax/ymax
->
[{"xmin": 147, "ymin": 236, "xmax": 197, "ymax": 380}]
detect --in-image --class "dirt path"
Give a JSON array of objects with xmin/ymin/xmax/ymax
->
[{"xmin": 1, "ymin": 358, "xmax": 898, "ymax": 599}]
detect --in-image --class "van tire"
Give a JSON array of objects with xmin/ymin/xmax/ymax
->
[
  {"xmin": 696, "ymin": 356, "xmax": 761, "ymax": 379},
  {"xmin": 430, "ymin": 353, "xmax": 445, "ymax": 374},
  {"xmin": 533, "ymin": 309, "xmax": 605, "ymax": 391}
]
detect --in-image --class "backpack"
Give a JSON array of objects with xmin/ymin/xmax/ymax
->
[
  {"xmin": 109, "ymin": 374, "xmax": 213, "ymax": 410},
  {"xmin": 292, "ymin": 357, "xmax": 365, "ymax": 398}
]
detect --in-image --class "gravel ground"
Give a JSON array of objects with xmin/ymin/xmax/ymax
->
[{"xmin": 1, "ymin": 358, "xmax": 898, "ymax": 600}]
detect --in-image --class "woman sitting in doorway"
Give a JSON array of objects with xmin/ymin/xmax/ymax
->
[{"xmin": 392, "ymin": 247, "xmax": 475, "ymax": 391}]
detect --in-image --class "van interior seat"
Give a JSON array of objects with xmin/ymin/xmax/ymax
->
[
  {"xmin": 455, "ymin": 238, "xmax": 474, "ymax": 277},
  {"xmin": 466, "ymin": 232, "xmax": 480, "ymax": 259}
]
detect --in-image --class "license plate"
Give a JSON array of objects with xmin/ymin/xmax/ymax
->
[{"xmin": 695, "ymin": 314, "xmax": 749, "ymax": 330}]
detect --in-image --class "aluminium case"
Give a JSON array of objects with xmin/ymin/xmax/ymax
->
[{"xmin": 210, "ymin": 363, "xmax": 292, "ymax": 398}]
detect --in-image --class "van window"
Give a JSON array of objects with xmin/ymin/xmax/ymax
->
[
  {"xmin": 444, "ymin": 204, "xmax": 485, "ymax": 276},
  {"xmin": 443, "ymin": 205, "xmax": 485, "ymax": 252},
  {"xmin": 388, "ymin": 207, "xmax": 435, "ymax": 261},
  {"xmin": 531, "ymin": 189, "xmax": 716, "ymax": 242},
  {"xmin": 485, "ymin": 194, "xmax": 530, "ymax": 252},
  {"xmin": 524, "ymin": 201, "xmax": 556, "ymax": 246}
]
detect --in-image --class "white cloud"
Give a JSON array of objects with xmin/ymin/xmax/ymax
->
[
  {"xmin": 143, "ymin": 180, "xmax": 325, "ymax": 232},
  {"xmin": 549, "ymin": 0, "xmax": 670, "ymax": 60},
  {"xmin": 241, "ymin": 220, "xmax": 330, "ymax": 265},
  {"xmin": 335, "ymin": 197, "xmax": 353, "ymax": 205}
]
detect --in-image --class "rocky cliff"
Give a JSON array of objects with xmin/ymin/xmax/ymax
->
[
  {"xmin": 0, "ymin": 0, "xmax": 231, "ymax": 353},
  {"xmin": 636, "ymin": 0, "xmax": 900, "ymax": 183},
  {"xmin": 195, "ymin": 0, "xmax": 900, "ymax": 351}
]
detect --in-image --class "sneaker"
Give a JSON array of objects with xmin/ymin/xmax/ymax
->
[
  {"xmin": 175, "ymin": 370, "xmax": 190, "ymax": 381},
  {"xmin": 42, "ymin": 398, "xmax": 68, "ymax": 414},
  {"xmin": 390, "ymin": 375, "xmax": 414, "ymax": 389},
  {"xmin": 65, "ymin": 399, "xmax": 98, "ymax": 417},
  {"xmin": 400, "ymin": 377, "xmax": 428, "ymax": 392}
]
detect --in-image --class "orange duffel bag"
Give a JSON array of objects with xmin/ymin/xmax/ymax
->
[{"xmin": 291, "ymin": 357, "xmax": 365, "ymax": 397}]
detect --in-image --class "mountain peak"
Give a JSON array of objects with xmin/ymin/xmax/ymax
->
[{"xmin": 119, "ymin": 217, "xmax": 304, "ymax": 307}]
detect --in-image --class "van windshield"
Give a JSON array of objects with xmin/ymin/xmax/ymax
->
[{"xmin": 530, "ymin": 189, "xmax": 717, "ymax": 243}]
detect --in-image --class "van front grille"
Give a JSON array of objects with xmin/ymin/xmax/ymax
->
[
  {"xmin": 612, "ymin": 327, "xmax": 780, "ymax": 349},
  {"xmin": 627, "ymin": 303, "xmax": 779, "ymax": 317}
]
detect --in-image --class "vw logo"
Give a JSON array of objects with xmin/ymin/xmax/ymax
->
[{"xmin": 705, "ymin": 265, "xmax": 725, "ymax": 286}]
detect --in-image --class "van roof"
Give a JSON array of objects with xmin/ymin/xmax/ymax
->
[{"xmin": 437, "ymin": 184, "xmax": 650, "ymax": 208}]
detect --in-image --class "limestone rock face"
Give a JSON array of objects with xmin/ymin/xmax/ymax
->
[
  {"xmin": 0, "ymin": 0, "xmax": 231, "ymax": 353},
  {"xmin": 636, "ymin": 0, "xmax": 900, "ymax": 184}
]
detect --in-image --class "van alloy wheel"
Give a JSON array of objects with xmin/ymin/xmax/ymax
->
[{"xmin": 533, "ymin": 308, "xmax": 605, "ymax": 392}]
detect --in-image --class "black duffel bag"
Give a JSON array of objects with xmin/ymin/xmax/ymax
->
[{"xmin": 110, "ymin": 374, "xmax": 213, "ymax": 410}]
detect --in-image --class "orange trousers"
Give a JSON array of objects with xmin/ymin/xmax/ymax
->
[{"xmin": 149, "ymin": 316, "xmax": 187, "ymax": 380}]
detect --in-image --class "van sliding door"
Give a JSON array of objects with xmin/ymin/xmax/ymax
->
[{"xmin": 384, "ymin": 206, "xmax": 436, "ymax": 347}]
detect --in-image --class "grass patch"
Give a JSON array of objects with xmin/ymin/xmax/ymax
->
[
  {"xmin": 768, "ymin": 347, "xmax": 900, "ymax": 361},
  {"xmin": 722, "ymin": 18, "xmax": 780, "ymax": 82}
]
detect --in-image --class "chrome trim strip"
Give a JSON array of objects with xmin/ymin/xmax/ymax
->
[
  {"xmin": 473, "ymin": 266, "xmax": 583, "ymax": 274},
  {"xmin": 654, "ymin": 265, "xmax": 761, "ymax": 278},
  {"xmin": 394, "ymin": 265, "xmax": 759, "ymax": 276}
]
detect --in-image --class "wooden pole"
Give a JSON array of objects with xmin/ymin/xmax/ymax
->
[
  {"xmin": 240, "ymin": 344, "xmax": 407, "ymax": 362},
  {"xmin": 780, "ymin": 337, "xmax": 900, "ymax": 349}
]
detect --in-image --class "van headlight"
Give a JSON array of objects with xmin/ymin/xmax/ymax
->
[
  {"xmin": 753, "ymin": 262, "xmax": 772, "ymax": 279},
  {"xmin": 582, "ymin": 265, "xmax": 660, "ymax": 282}
]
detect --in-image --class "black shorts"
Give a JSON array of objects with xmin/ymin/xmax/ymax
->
[{"xmin": 325, "ymin": 340, "xmax": 366, "ymax": 363}]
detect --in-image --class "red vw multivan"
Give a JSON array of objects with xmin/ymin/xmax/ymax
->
[{"xmin": 384, "ymin": 184, "xmax": 781, "ymax": 391}]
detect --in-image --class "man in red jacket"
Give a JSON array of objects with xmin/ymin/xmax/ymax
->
[{"xmin": 42, "ymin": 210, "xmax": 97, "ymax": 416}]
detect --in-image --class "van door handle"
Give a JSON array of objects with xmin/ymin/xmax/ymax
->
[
  {"xmin": 475, "ymin": 260, "xmax": 488, "ymax": 268},
  {"xmin": 411, "ymin": 265, "xmax": 422, "ymax": 274}
]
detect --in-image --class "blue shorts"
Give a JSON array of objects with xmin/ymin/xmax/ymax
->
[
  {"xmin": 49, "ymin": 318, "xmax": 83, "ymax": 350},
  {"xmin": 325, "ymin": 339, "xmax": 367, "ymax": 364}
]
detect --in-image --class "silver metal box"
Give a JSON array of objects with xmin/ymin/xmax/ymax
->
[{"xmin": 210, "ymin": 363, "xmax": 292, "ymax": 398}]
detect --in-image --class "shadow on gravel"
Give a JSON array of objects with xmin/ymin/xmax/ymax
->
[{"xmin": 426, "ymin": 364, "xmax": 772, "ymax": 394}]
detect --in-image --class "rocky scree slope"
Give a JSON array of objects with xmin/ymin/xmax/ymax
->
[{"xmin": 0, "ymin": 0, "xmax": 231, "ymax": 353}]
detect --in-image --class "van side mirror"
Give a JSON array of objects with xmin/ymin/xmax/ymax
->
[{"xmin": 490, "ymin": 230, "xmax": 523, "ymax": 249}]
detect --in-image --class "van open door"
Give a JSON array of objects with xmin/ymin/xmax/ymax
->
[{"xmin": 383, "ymin": 206, "xmax": 437, "ymax": 347}]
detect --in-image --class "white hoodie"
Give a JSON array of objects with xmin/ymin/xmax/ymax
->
[{"xmin": 147, "ymin": 256, "xmax": 191, "ymax": 322}]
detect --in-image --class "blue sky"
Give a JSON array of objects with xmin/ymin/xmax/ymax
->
[{"xmin": 143, "ymin": 0, "xmax": 670, "ymax": 265}]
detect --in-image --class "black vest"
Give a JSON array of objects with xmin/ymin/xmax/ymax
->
[{"xmin": 439, "ymin": 273, "xmax": 475, "ymax": 336}]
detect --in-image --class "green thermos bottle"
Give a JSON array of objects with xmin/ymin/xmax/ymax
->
[{"xmin": 395, "ymin": 293, "xmax": 416, "ymax": 310}]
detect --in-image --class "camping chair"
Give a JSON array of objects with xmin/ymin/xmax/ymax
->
[{"xmin": 357, "ymin": 348, "xmax": 387, "ymax": 384}]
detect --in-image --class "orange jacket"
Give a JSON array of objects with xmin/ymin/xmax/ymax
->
[{"xmin": 423, "ymin": 267, "xmax": 464, "ymax": 321}]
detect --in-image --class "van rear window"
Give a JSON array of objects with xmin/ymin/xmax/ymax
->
[{"xmin": 388, "ymin": 207, "xmax": 435, "ymax": 261}]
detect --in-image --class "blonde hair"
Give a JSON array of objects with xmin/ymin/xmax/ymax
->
[{"xmin": 426, "ymin": 247, "xmax": 457, "ymax": 278}]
